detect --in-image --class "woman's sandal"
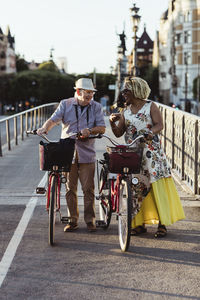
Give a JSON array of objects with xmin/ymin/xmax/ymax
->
[
  {"xmin": 131, "ymin": 225, "xmax": 147, "ymax": 236},
  {"xmin": 154, "ymin": 224, "xmax": 167, "ymax": 238}
]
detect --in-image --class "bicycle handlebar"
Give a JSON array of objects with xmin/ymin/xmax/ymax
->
[{"xmin": 26, "ymin": 130, "xmax": 145, "ymax": 147}]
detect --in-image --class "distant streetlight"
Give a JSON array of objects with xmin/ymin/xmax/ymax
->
[
  {"xmin": 50, "ymin": 47, "xmax": 55, "ymax": 61},
  {"xmin": 130, "ymin": 3, "xmax": 141, "ymax": 76}
]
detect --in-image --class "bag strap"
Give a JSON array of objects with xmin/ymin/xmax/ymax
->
[{"xmin": 75, "ymin": 105, "xmax": 89, "ymax": 131}]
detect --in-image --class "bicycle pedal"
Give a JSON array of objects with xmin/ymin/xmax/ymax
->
[
  {"xmin": 61, "ymin": 216, "xmax": 71, "ymax": 224},
  {"xmin": 95, "ymin": 220, "xmax": 106, "ymax": 227},
  {"xmin": 36, "ymin": 187, "xmax": 46, "ymax": 194}
]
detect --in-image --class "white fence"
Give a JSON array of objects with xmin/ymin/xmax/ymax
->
[{"xmin": 158, "ymin": 103, "xmax": 200, "ymax": 195}]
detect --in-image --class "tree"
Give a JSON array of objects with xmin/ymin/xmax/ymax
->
[
  {"xmin": 0, "ymin": 74, "xmax": 15, "ymax": 103},
  {"xmin": 141, "ymin": 66, "xmax": 159, "ymax": 100},
  {"xmin": 38, "ymin": 61, "xmax": 59, "ymax": 72},
  {"xmin": 16, "ymin": 55, "xmax": 29, "ymax": 72},
  {"xmin": 10, "ymin": 70, "xmax": 75, "ymax": 104}
]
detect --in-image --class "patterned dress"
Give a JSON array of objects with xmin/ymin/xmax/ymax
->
[{"xmin": 123, "ymin": 101, "xmax": 185, "ymax": 227}]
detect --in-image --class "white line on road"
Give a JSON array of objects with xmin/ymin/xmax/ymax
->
[{"xmin": 0, "ymin": 173, "xmax": 47, "ymax": 288}]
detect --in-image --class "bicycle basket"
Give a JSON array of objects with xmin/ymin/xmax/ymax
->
[
  {"xmin": 106, "ymin": 145, "xmax": 143, "ymax": 174},
  {"xmin": 39, "ymin": 138, "xmax": 75, "ymax": 171}
]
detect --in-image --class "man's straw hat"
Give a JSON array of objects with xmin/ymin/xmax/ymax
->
[{"xmin": 74, "ymin": 78, "xmax": 97, "ymax": 91}]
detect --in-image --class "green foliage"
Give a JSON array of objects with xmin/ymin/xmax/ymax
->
[
  {"xmin": 38, "ymin": 61, "xmax": 59, "ymax": 72},
  {"xmin": 16, "ymin": 55, "xmax": 29, "ymax": 72},
  {"xmin": 0, "ymin": 69, "xmax": 115, "ymax": 107},
  {"xmin": 10, "ymin": 70, "xmax": 75, "ymax": 104},
  {"xmin": 76, "ymin": 73, "xmax": 116, "ymax": 105},
  {"xmin": 141, "ymin": 66, "xmax": 159, "ymax": 100},
  {"xmin": 0, "ymin": 74, "xmax": 15, "ymax": 103}
]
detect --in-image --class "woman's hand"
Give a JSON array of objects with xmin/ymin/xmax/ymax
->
[{"xmin": 109, "ymin": 113, "xmax": 122, "ymax": 123}]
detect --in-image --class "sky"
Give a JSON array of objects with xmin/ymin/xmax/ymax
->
[{"xmin": 0, "ymin": 0, "xmax": 169, "ymax": 74}]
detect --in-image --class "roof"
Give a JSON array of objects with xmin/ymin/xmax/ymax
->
[{"xmin": 137, "ymin": 27, "xmax": 153, "ymax": 52}]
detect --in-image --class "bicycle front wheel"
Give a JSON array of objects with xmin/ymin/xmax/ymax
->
[
  {"xmin": 118, "ymin": 178, "xmax": 132, "ymax": 252},
  {"xmin": 49, "ymin": 175, "xmax": 57, "ymax": 246},
  {"xmin": 99, "ymin": 168, "xmax": 112, "ymax": 229}
]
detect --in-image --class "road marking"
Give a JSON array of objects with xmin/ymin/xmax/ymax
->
[{"xmin": 0, "ymin": 173, "xmax": 47, "ymax": 288}]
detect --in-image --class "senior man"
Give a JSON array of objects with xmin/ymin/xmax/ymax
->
[{"xmin": 37, "ymin": 78, "xmax": 106, "ymax": 232}]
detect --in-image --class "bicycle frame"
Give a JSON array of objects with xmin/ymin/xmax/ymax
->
[
  {"xmin": 46, "ymin": 171, "xmax": 61, "ymax": 211},
  {"xmin": 110, "ymin": 175, "xmax": 121, "ymax": 213}
]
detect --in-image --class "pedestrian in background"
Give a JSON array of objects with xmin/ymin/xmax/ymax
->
[
  {"xmin": 109, "ymin": 76, "xmax": 185, "ymax": 238},
  {"xmin": 37, "ymin": 78, "xmax": 106, "ymax": 232}
]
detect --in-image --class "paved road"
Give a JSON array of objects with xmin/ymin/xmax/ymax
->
[{"xmin": 0, "ymin": 118, "xmax": 200, "ymax": 299}]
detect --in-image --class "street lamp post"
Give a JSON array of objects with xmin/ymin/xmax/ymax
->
[{"xmin": 130, "ymin": 3, "xmax": 141, "ymax": 76}]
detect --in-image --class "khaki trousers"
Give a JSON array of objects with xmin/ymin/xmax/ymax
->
[{"xmin": 65, "ymin": 161, "xmax": 95, "ymax": 224}]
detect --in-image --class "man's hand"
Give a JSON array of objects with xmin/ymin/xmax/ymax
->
[
  {"xmin": 37, "ymin": 127, "xmax": 48, "ymax": 136},
  {"xmin": 80, "ymin": 128, "xmax": 90, "ymax": 138}
]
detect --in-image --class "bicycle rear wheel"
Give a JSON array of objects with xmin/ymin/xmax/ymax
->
[
  {"xmin": 49, "ymin": 175, "xmax": 57, "ymax": 246},
  {"xmin": 98, "ymin": 168, "xmax": 112, "ymax": 229},
  {"xmin": 118, "ymin": 178, "xmax": 132, "ymax": 252}
]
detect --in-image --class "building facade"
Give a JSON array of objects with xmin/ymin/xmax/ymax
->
[
  {"xmin": 128, "ymin": 26, "xmax": 153, "ymax": 75},
  {"xmin": 0, "ymin": 26, "xmax": 16, "ymax": 75},
  {"xmin": 158, "ymin": 0, "xmax": 200, "ymax": 112}
]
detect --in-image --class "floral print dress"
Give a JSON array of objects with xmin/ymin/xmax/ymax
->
[
  {"xmin": 123, "ymin": 101, "xmax": 185, "ymax": 226},
  {"xmin": 124, "ymin": 101, "xmax": 171, "ymax": 184}
]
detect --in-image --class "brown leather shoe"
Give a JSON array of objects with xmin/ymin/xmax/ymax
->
[
  {"xmin": 87, "ymin": 222, "xmax": 96, "ymax": 232},
  {"xmin": 64, "ymin": 223, "xmax": 78, "ymax": 232}
]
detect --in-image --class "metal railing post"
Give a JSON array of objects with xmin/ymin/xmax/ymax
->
[
  {"xmin": 172, "ymin": 111, "xmax": 175, "ymax": 168},
  {"xmin": 14, "ymin": 117, "xmax": 18, "ymax": 145},
  {"xmin": 0, "ymin": 124, "xmax": 2, "ymax": 157},
  {"xmin": 30, "ymin": 111, "xmax": 33, "ymax": 130},
  {"xmin": 38, "ymin": 108, "xmax": 41, "ymax": 127},
  {"xmin": 20, "ymin": 114, "xmax": 24, "ymax": 141},
  {"xmin": 33, "ymin": 109, "xmax": 37, "ymax": 129},
  {"xmin": 194, "ymin": 120, "xmax": 198, "ymax": 194},
  {"xmin": 181, "ymin": 115, "xmax": 185, "ymax": 180},
  {"xmin": 25, "ymin": 112, "xmax": 28, "ymax": 136},
  {"xmin": 164, "ymin": 108, "xmax": 167, "ymax": 153},
  {"xmin": 6, "ymin": 119, "xmax": 11, "ymax": 150}
]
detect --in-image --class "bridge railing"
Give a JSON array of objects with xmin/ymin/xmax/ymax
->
[
  {"xmin": 0, "ymin": 103, "xmax": 58, "ymax": 156},
  {"xmin": 157, "ymin": 103, "xmax": 200, "ymax": 195}
]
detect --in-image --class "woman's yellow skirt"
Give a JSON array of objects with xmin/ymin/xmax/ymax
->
[{"xmin": 132, "ymin": 177, "xmax": 185, "ymax": 228}]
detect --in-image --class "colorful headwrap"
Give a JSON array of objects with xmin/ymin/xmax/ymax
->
[{"xmin": 123, "ymin": 77, "xmax": 151, "ymax": 100}]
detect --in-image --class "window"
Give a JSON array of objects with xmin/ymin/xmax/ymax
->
[
  {"xmin": 143, "ymin": 40, "xmax": 147, "ymax": 44},
  {"xmin": 161, "ymin": 72, "xmax": 166, "ymax": 78},
  {"xmin": 176, "ymin": 33, "xmax": 182, "ymax": 45},
  {"xmin": 184, "ymin": 52, "xmax": 191, "ymax": 65},
  {"xmin": 184, "ymin": 31, "xmax": 191, "ymax": 44},
  {"xmin": 184, "ymin": 11, "xmax": 192, "ymax": 22},
  {"xmin": 161, "ymin": 55, "xmax": 166, "ymax": 62}
]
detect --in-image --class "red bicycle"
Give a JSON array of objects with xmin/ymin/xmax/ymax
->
[
  {"xmin": 27, "ymin": 129, "xmax": 75, "ymax": 246},
  {"xmin": 96, "ymin": 134, "xmax": 144, "ymax": 252}
]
